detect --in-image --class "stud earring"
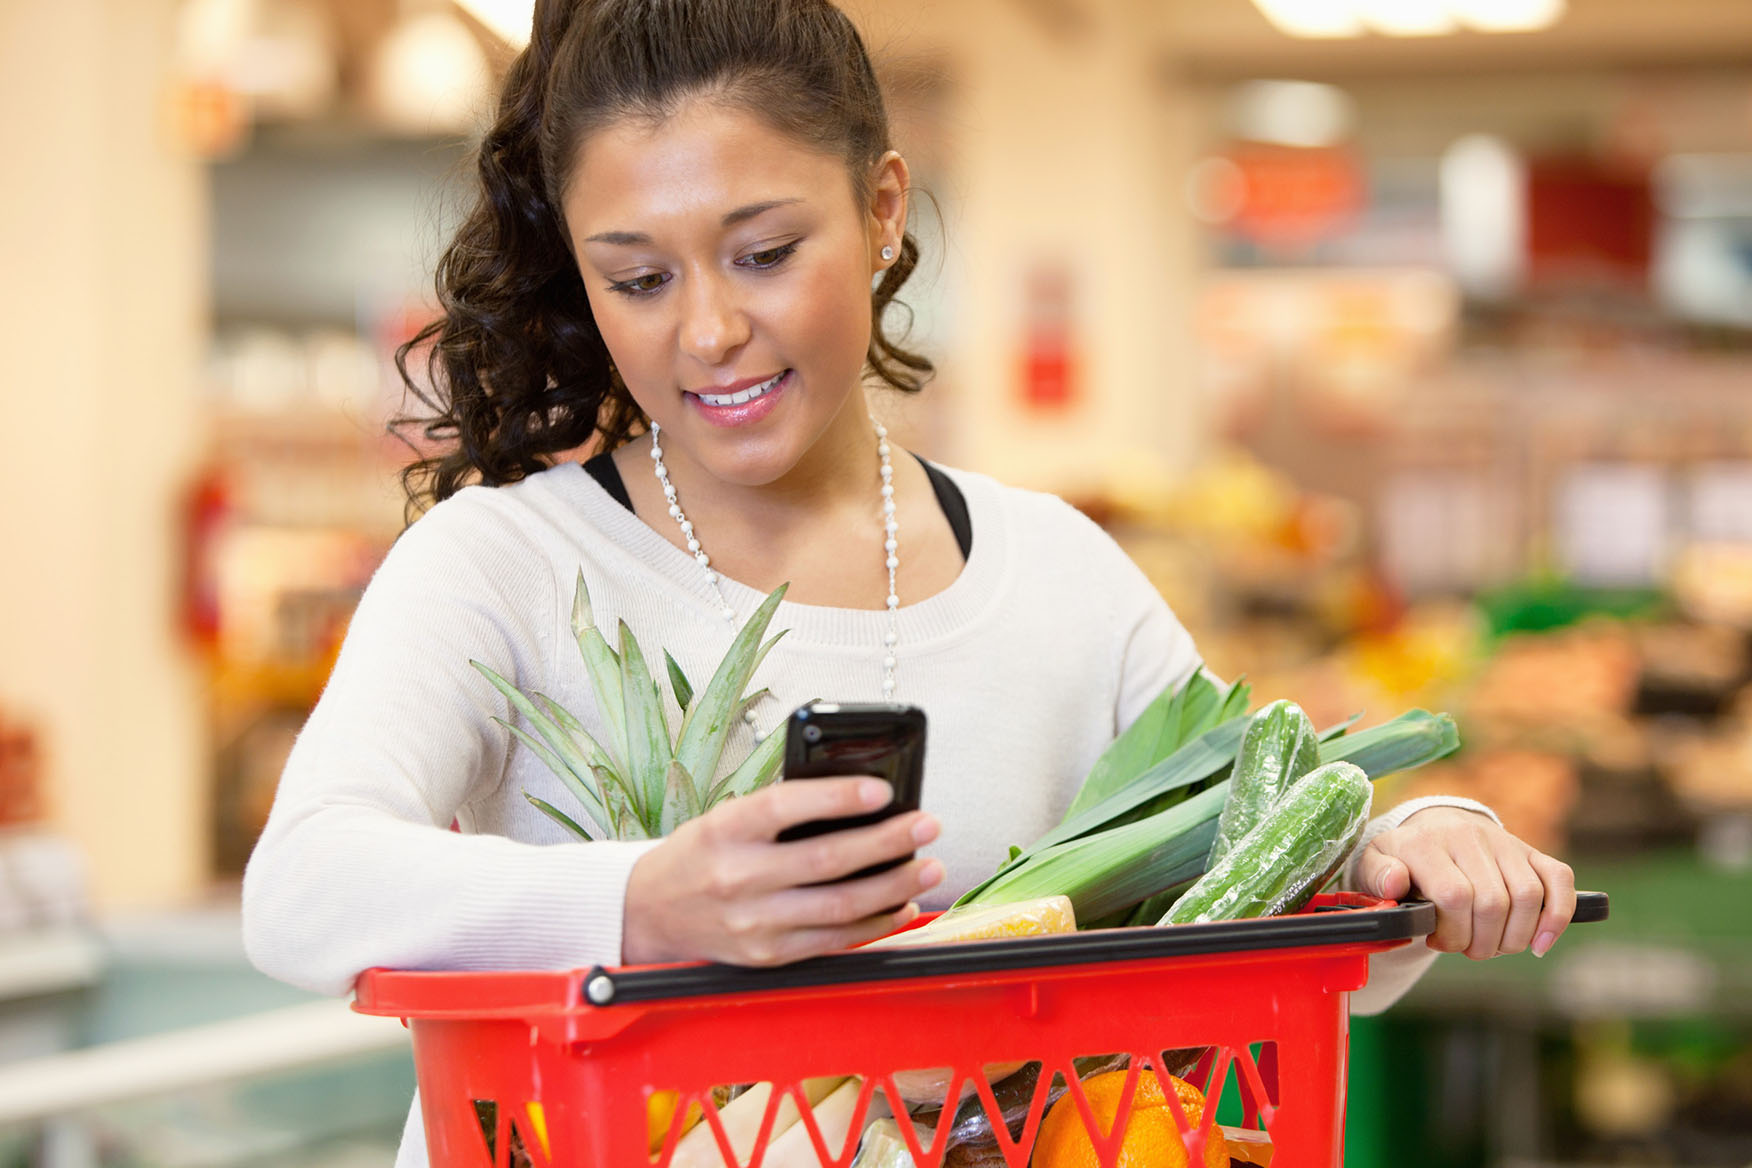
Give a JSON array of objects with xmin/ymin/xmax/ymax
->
[{"xmin": 881, "ymin": 245, "xmax": 895, "ymax": 262}]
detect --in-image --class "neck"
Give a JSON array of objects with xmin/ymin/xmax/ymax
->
[{"xmin": 652, "ymin": 387, "xmax": 882, "ymax": 544}]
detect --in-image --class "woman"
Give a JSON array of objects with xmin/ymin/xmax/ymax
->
[{"xmin": 242, "ymin": 1, "xmax": 1576, "ymax": 1163}]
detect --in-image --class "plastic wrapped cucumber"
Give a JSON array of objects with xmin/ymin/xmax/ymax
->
[
  {"xmin": 1208, "ymin": 700, "xmax": 1320, "ymax": 867},
  {"xmin": 1164, "ymin": 761, "xmax": 1372, "ymax": 925}
]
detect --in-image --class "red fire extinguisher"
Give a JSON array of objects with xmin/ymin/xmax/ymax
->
[
  {"xmin": 180, "ymin": 462, "xmax": 234, "ymax": 652},
  {"xmin": 1020, "ymin": 262, "xmax": 1078, "ymax": 412}
]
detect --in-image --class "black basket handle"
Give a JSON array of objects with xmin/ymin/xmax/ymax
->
[{"xmin": 581, "ymin": 891, "xmax": 1607, "ymax": 1007}]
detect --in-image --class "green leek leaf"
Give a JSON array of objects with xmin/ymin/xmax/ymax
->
[
  {"xmin": 959, "ymin": 785, "xmax": 1227, "ymax": 921},
  {"xmin": 1321, "ymin": 710, "xmax": 1460, "ymax": 777},
  {"xmin": 1061, "ymin": 670, "xmax": 1249, "ymax": 822}
]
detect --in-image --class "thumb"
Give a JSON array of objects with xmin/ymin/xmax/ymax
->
[{"xmin": 1355, "ymin": 844, "xmax": 1411, "ymax": 900}]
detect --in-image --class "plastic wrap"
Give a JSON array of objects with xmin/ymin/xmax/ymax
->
[
  {"xmin": 863, "ymin": 895, "xmax": 1076, "ymax": 949},
  {"xmin": 850, "ymin": 1119, "xmax": 914, "ymax": 1168},
  {"xmin": 1210, "ymin": 700, "xmax": 1320, "ymax": 865},
  {"xmin": 1166, "ymin": 761, "xmax": 1372, "ymax": 925},
  {"xmin": 888, "ymin": 1061, "xmax": 1030, "ymax": 1108}
]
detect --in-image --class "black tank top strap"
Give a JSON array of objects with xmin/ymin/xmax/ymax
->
[
  {"xmin": 914, "ymin": 454, "xmax": 973, "ymax": 562},
  {"xmin": 578, "ymin": 448, "xmax": 973, "ymax": 564}
]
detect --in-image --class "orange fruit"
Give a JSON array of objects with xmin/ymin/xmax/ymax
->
[
  {"xmin": 645, "ymin": 1090, "xmax": 702, "ymax": 1154},
  {"xmin": 1032, "ymin": 1069, "xmax": 1228, "ymax": 1168}
]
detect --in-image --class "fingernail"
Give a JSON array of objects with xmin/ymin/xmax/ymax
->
[
  {"xmin": 920, "ymin": 860, "xmax": 944, "ymax": 887},
  {"xmin": 1532, "ymin": 930, "xmax": 1556, "ymax": 958},
  {"xmin": 912, "ymin": 816, "xmax": 939, "ymax": 845},
  {"xmin": 861, "ymin": 780, "xmax": 892, "ymax": 808}
]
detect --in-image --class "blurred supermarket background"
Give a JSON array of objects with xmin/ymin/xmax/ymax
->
[{"xmin": 2, "ymin": 0, "xmax": 1752, "ymax": 1163}]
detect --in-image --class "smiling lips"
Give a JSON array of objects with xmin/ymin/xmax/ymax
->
[
  {"xmin": 687, "ymin": 369, "xmax": 791, "ymax": 427},
  {"xmin": 694, "ymin": 370, "xmax": 787, "ymax": 407}
]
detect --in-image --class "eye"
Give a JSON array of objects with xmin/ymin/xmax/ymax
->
[
  {"xmin": 608, "ymin": 272, "xmax": 668, "ymax": 298},
  {"xmin": 740, "ymin": 242, "xmax": 799, "ymax": 270}
]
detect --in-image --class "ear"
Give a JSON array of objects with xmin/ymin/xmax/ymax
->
[{"xmin": 866, "ymin": 150, "xmax": 911, "ymax": 269}]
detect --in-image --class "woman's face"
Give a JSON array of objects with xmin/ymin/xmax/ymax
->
[{"xmin": 563, "ymin": 99, "xmax": 906, "ymax": 487}]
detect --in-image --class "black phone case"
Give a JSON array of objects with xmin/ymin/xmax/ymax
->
[{"xmin": 775, "ymin": 702, "xmax": 926, "ymax": 882}]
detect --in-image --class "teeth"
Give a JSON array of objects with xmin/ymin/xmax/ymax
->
[{"xmin": 699, "ymin": 371, "xmax": 785, "ymax": 408}]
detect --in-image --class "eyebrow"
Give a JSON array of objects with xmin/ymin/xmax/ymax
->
[{"xmin": 583, "ymin": 198, "xmax": 805, "ymax": 246}]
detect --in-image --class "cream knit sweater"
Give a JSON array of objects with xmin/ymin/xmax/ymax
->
[{"xmin": 242, "ymin": 458, "xmax": 1483, "ymax": 1167}]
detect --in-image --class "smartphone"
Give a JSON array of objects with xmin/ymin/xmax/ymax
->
[{"xmin": 775, "ymin": 701, "xmax": 927, "ymax": 883}]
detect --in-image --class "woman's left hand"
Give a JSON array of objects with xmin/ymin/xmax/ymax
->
[{"xmin": 1351, "ymin": 806, "xmax": 1577, "ymax": 960}]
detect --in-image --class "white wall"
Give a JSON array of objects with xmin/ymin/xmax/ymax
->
[
  {"xmin": 850, "ymin": 0, "xmax": 1209, "ymax": 499},
  {"xmin": 0, "ymin": 0, "xmax": 210, "ymax": 909}
]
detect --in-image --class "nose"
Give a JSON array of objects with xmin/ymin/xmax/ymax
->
[{"xmin": 678, "ymin": 267, "xmax": 751, "ymax": 367}]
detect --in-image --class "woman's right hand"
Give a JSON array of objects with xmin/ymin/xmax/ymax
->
[{"xmin": 621, "ymin": 777, "xmax": 944, "ymax": 967}]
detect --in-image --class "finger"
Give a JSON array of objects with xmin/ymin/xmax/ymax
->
[
  {"xmin": 776, "ymin": 808, "xmax": 939, "ymax": 886},
  {"xmin": 1412, "ymin": 854, "xmax": 1475, "ymax": 955},
  {"xmin": 1353, "ymin": 844, "xmax": 1412, "ymax": 900},
  {"xmin": 1493, "ymin": 849, "xmax": 1547, "ymax": 956},
  {"xmin": 720, "ymin": 776, "xmax": 893, "ymax": 842},
  {"xmin": 774, "ymin": 857, "xmax": 946, "ymax": 929},
  {"xmin": 1530, "ymin": 853, "xmax": 1577, "ymax": 957},
  {"xmin": 1449, "ymin": 832, "xmax": 1511, "ymax": 961},
  {"xmin": 748, "ymin": 902, "xmax": 923, "ymax": 966}
]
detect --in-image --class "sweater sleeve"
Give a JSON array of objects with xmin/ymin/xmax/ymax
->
[
  {"xmin": 1081, "ymin": 522, "xmax": 1201, "ymax": 737},
  {"xmin": 240, "ymin": 496, "xmax": 658, "ymax": 997}
]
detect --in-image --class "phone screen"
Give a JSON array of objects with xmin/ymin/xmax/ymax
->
[{"xmin": 775, "ymin": 702, "xmax": 927, "ymax": 881}]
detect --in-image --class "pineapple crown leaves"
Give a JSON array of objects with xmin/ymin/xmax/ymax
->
[{"xmin": 472, "ymin": 570, "xmax": 790, "ymax": 842}]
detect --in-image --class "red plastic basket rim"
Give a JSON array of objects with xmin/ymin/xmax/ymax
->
[{"xmin": 355, "ymin": 892, "xmax": 1437, "ymax": 1019}]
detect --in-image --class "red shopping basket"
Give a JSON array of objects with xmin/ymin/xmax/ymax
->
[{"xmin": 354, "ymin": 890, "xmax": 1608, "ymax": 1168}]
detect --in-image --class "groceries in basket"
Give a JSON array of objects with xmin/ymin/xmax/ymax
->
[
  {"xmin": 642, "ymin": 679, "xmax": 1455, "ymax": 1168},
  {"xmin": 469, "ymin": 578, "xmax": 1464, "ymax": 1168},
  {"xmin": 936, "ymin": 677, "xmax": 1456, "ymax": 934}
]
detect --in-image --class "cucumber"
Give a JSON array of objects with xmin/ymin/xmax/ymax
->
[
  {"xmin": 1208, "ymin": 700, "xmax": 1320, "ymax": 866},
  {"xmin": 1163, "ymin": 761, "xmax": 1372, "ymax": 925}
]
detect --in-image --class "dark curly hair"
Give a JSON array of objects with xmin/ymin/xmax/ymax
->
[{"xmin": 390, "ymin": 0, "xmax": 935, "ymax": 523}]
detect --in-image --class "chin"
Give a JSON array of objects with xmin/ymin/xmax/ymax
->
[{"xmin": 686, "ymin": 432, "xmax": 801, "ymax": 488}]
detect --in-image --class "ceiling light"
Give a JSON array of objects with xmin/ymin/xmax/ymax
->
[
  {"xmin": 1252, "ymin": 0, "xmax": 1567, "ymax": 38},
  {"xmin": 1352, "ymin": 0, "xmax": 1457, "ymax": 36},
  {"xmin": 1250, "ymin": 0, "xmax": 1364, "ymax": 39},
  {"xmin": 1448, "ymin": 0, "xmax": 1566, "ymax": 32},
  {"xmin": 452, "ymin": 0, "xmax": 534, "ymax": 47},
  {"xmin": 371, "ymin": 10, "xmax": 492, "ymax": 135}
]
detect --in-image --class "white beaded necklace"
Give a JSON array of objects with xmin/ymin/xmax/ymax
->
[{"xmin": 648, "ymin": 417, "xmax": 901, "ymax": 741}]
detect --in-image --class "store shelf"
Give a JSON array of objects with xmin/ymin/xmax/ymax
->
[{"xmin": 0, "ymin": 999, "xmax": 407, "ymax": 1124}]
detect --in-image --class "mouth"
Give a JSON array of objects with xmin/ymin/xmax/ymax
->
[
  {"xmin": 693, "ymin": 370, "xmax": 788, "ymax": 408},
  {"xmin": 686, "ymin": 369, "xmax": 792, "ymax": 428}
]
